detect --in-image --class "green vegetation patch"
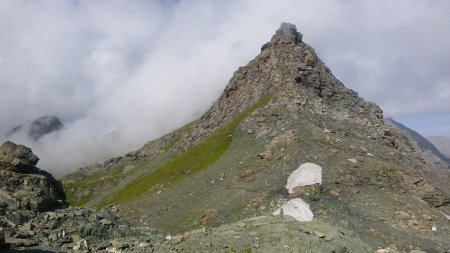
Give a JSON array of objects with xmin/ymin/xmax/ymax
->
[
  {"xmin": 230, "ymin": 248, "xmax": 252, "ymax": 253},
  {"xmin": 64, "ymin": 164, "xmax": 125, "ymax": 206},
  {"xmin": 97, "ymin": 96, "xmax": 272, "ymax": 207}
]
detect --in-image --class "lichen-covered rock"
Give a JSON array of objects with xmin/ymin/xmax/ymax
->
[
  {"xmin": 0, "ymin": 141, "xmax": 66, "ymax": 213},
  {"xmin": 0, "ymin": 141, "xmax": 39, "ymax": 171}
]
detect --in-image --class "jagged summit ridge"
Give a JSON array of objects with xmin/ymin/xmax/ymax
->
[
  {"xmin": 188, "ymin": 22, "xmax": 383, "ymax": 151},
  {"xmin": 274, "ymin": 22, "xmax": 303, "ymax": 43}
]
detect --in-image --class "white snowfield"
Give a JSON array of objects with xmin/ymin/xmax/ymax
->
[
  {"xmin": 273, "ymin": 198, "xmax": 314, "ymax": 221},
  {"xmin": 286, "ymin": 162, "xmax": 322, "ymax": 193}
]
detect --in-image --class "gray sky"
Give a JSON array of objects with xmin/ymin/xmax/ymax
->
[{"xmin": 1, "ymin": 0, "xmax": 449, "ymax": 174}]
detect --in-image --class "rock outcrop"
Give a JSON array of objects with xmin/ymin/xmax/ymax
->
[{"xmin": 0, "ymin": 141, "xmax": 66, "ymax": 213}]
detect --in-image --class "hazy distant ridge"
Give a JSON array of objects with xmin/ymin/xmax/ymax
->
[
  {"xmin": 428, "ymin": 135, "xmax": 450, "ymax": 159},
  {"xmin": 385, "ymin": 117, "xmax": 450, "ymax": 165}
]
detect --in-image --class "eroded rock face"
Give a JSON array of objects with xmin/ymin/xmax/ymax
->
[{"xmin": 0, "ymin": 141, "xmax": 66, "ymax": 213}]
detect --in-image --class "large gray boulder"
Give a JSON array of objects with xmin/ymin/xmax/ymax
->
[{"xmin": 0, "ymin": 141, "xmax": 66, "ymax": 213}]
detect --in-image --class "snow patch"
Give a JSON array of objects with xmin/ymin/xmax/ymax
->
[
  {"xmin": 286, "ymin": 162, "xmax": 322, "ymax": 193},
  {"xmin": 273, "ymin": 198, "xmax": 314, "ymax": 222}
]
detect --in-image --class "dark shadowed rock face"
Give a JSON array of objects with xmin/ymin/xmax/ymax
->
[
  {"xmin": 0, "ymin": 141, "xmax": 66, "ymax": 212},
  {"xmin": 7, "ymin": 115, "xmax": 64, "ymax": 141}
]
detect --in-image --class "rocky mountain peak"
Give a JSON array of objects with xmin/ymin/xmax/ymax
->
[
  {"xmin": 185, "ymin": 22, "xmax": 383, "ymax": 149},
  {"xmin": 63, "ymin": 22, "xmax": 450, "ymax": 252},
  {"xmin": 272, "ymin": 22, "xmax": 303, "ymax": 43},
  {"xmin": 7, "ymin": 115, "xmax": 64, "ymax": 141}
]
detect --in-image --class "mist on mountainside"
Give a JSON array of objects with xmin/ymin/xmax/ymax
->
[{"xmin": 1, "ymin": 0, "xmax": 450, "ymax": 175}]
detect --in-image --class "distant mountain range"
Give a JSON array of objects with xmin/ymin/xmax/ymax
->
[
  {"xmin": 428, "ymin": 135, "xmax": 450, "ymax": 159},
  {"xmin": 385, "ymin": 117, "xmax": 450, "ymax": 166}
]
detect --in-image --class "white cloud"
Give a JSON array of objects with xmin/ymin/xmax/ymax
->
[{"xmin": 0, "ymin": 0, "xmax": 449, "ymax": 174}]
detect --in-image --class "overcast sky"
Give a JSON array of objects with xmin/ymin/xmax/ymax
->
[{"xmin": 1, "ymin": 0, "xmax": 449, "ymax": 174}]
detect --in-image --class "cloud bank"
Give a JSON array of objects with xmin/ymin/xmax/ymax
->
[{"xmin": 1, "ymin": 0, "xmax": 449, "ymax": 175}]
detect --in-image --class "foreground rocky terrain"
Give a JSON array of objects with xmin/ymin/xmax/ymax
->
[
  {"xmin": 0, "ymin": 142, "xmax": 436, "ymax": 252},
  {"xmin": 4, "ymin": 23, "xmax": 450, "ymax": 252}
]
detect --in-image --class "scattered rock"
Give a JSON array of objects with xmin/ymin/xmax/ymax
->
[
  {"xmin": 348, "ymin": 158, "xmax": 358, "ymax": 164},
  {"xmin": 199, "ymin": 209, "xmax": 218, "ymax": 225},
  {"xmin": 314, "ymin": 230, "xmax": 325, "ymax": 238},
  {"xmin": 329, "ymin": 189, "xmax": 340, "ymax": 197},
  {"xmin": 334, "ymin": 245, "xmax": 348, "ymax": 253},
  {"xmin": 240, "ymin": 169, "xmax": 256, "ymax": 178},
  {"xmin": 171, "ymin": 235, "xmax": 184, "ymax": 244},
  {"xmin": 257, "ymin": 151, "xmax": 272, "ymax": 160},
  {"xmin": 290, "ymin": 184, "xmax": 321, "ymax": 200}
]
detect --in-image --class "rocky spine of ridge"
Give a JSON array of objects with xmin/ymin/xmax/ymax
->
[{"xmin": 176, "ymin": 22, "xmax": 384, "ymax": 152}]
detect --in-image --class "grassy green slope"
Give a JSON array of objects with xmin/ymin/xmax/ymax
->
[
  {"xmin": 64, "ymin": 121, "xmax": 197, "ymax": 206},
  {"xmin": 64, "ymin": 165, "xmax": 125, "ymax": 206},
  {"xmin": 96, "ymin": 95, "xmax": 273, "ymax": 207}
]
